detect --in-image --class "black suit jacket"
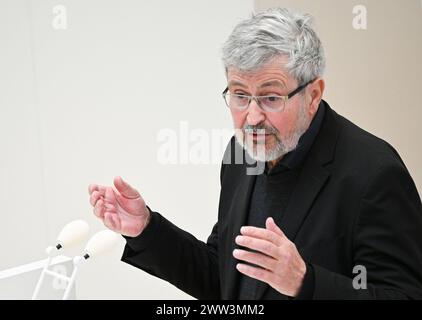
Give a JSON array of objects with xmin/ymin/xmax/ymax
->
[{"xmin": 122, "ymin": 101, "xmax": 422, "ymax": 299}]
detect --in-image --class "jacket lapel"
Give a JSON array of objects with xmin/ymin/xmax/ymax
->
[
  {"xmin": 254, "ymin": 159, "xmax": 330, "ymax": 299},
  {"xmin": 280, "ymin": 162, "xmax": 330, "ymax": 241}
]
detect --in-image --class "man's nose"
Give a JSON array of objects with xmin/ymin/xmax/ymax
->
[{"xmin": 246, "ymin": 99, "xmax": 266, "ymax": 126}]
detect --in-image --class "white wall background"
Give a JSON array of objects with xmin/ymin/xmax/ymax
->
[{"xmin": 0, "ymin": 0, "xmax": 253, "ymax": 299}]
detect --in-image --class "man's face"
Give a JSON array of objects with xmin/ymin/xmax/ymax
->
[{"xmin": 227, "ymin": 57, "xmax": 314, "ymax": 163}]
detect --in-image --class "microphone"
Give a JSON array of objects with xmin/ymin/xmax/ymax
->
[
  {"xmin": 32, "ymin": 219, "xmax": 90, "ymax": 300},
  {"xmin": 81, "ymin": 230, "xmax": 120, "ymax": 260},
  {"xmin": 33, "ymin": 221, "xmax": 119, "ymax": 300},
  {"xmin": 46, "ymin": 219, "xmax": 90, "ymax": 255},
  {"xmin": 61, "ymin": 230, "xmax": 120, "ymax": 300}
]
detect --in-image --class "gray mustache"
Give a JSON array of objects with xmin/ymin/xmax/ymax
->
[{"xmin": 243, "ymin": 124, "xmax": 277, "ymax": 135}]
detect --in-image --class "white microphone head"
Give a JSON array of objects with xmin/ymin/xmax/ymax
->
[
  {"xmin": 84, "ymin": 230, "xmax": 119, "ymax": 258},
  {"xmin": 56, "ymin": 219, "xmax": 90, "ymax": 248}
]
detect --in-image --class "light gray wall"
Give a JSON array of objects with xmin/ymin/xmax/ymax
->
[{"xmin": 0, "ymin": 0, "xmax": 253, "ymax": 299}]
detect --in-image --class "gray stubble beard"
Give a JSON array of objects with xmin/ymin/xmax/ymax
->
[{"xmin": 235, "ymin": 100, "xmax": 311, "ymax": 163}]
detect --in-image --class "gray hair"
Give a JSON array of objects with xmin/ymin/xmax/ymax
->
[{"xmin": 222, "ymin": 8, "xmax": 326, "ymax": 85}]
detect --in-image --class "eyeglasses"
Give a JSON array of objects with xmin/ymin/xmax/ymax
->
[{"xmin": 222, "ymin": 79, "xmax": 314, "ymax": 113}]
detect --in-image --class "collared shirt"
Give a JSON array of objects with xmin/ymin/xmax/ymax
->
[{"xmin": 238, "ymin": 101, "xmax": 326, "ymax": 300}]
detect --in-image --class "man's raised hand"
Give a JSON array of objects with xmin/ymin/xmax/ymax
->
[{"xmin": 88, "ymin": 176, "xmax": 150, "ymax": 237}]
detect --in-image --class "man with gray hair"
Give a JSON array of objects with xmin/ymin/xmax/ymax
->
[{"xmin": 88, "ymin": 8, "xmax": 422, "ymax": 299}]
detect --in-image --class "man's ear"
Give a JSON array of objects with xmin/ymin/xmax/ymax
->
[{"xmin": 307, "ymin": 78, "xmax": 325, "ymax": 116}]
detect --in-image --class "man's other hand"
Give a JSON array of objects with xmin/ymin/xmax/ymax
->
[{"xmin": 233, "ymin": 217, "xmax": 306, "ymax": 297}]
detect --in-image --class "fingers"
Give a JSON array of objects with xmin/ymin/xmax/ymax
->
[
  {"xmin": 265, "ymin": 217, "xmax": 286, "ymax": 238},
  {"xmin": 88, "ymin": 183, "xmax": 107, "ymax": 196},
  {"xmin": 113, "ymin": 176, "xmax": 140, "ymax": 199},
  {"xmin": 233, "ymin": 249, "xmax": 276, "ymax": 271},
  {"xmin": 89, "ymin": 181, "xmax": 122, "ymax": 234},
  {"xmin": 240, "ymin": 225, "xmax": 283, "ymax": 246},
  {"xmin": 94, "ymin": 199, "xmax": 105, "ymax": 219},
  {"xmin": 235, "ymin": 235, "xmax": 279, "ymax": 259},
  {"xmin": 89, "ymin": 178, "xmax": 135, "ymax": 234},
  {"xmin": 94, "ymin": 199, "xmax": 120, "ymax": 232},
  {"xmin": 91, "ymin": 188, "xmax": 115, "ymax": 217},
  {"xmin": 236, "ymin": 263, "xmax": 275, "ymax": 286},
  {"xmin": 89, "ymin": 180, "xmax": 121, "ymax": 218},
  {"xmin": 104, "ymin": 187, "xmax": 118, "ymax": 207},
  {"xmin": 88, "ymin": 184, "xmax": 97, "ymax": 195},
  {"xmin": 90, "ymin": 190, "xmax": 102, "ymax": 206}
]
